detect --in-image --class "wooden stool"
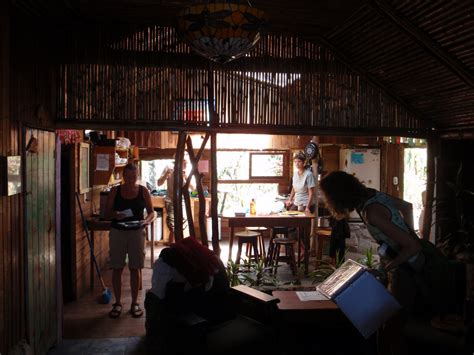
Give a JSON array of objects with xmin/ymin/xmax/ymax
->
[
  {"xmin": 246, "ymin": 227, "xmax": 268, "ymax": 258},
  {"xmin": 235, "ymin": 230, "xmax": 262, "ymax": 264},
  {"xmin": 314, "ymin": 229, "xmax": 332, "ymax": 266},
  {"xmin": 266, "ymin": 227, "xmax": 289, "ymax": 266},
  {"xmin": 270, "ymin": 238, "xmax": 298, "ymax": 275}
]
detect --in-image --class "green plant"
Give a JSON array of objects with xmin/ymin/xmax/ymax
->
[
  {"xmin": 226, "ymin": 258, "xmax": 280, "ymax": 288},
  {"xmin": 358, "ymin": 248, "xmax": 379, "ymax": 269},
  {"xmin": 226, "ymin": 260, "xmax": 242, "ymax": 287},
  {"xmin": 240, "ymin": 258, "xmax": 280, "ymax": 287}
]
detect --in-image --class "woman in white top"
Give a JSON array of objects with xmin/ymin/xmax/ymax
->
[{"xmin": 285, "ymin": 152, "xmax": 316, "ymax": 212}]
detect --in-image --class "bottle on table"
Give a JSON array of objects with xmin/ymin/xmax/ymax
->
[{"xmin": 250, "ymin": 198, "xmax": 256, "ymax": 216}]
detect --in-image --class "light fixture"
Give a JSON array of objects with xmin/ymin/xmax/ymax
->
[{"xmin": 177, "ymin": 2, "xmax": 266, "ymax": 64}]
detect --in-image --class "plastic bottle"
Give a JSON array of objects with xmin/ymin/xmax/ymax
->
[{"xmin": 250, "ymin": 198, "xmax": 256, "ymax": 215}]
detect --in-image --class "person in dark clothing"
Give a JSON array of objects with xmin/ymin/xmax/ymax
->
[{"xmin": 328, "ymin": 217, "xmax": 350, "ymax": 264}]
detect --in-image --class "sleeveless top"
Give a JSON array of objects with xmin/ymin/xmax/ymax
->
[
  {"xmin": 359, "ymin": 190, "xmax": 412, "ymax": 253},
  {"xmin": 111, "ymin": 185, "xmax": 146, "ymax": 230}
]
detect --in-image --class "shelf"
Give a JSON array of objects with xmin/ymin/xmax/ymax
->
[{"xmin": 92, "ymin": 145, "xmax": 139, "ymax": 186}]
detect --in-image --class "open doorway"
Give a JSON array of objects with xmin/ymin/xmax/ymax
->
[{"xmin": 403, "ymin": 147, "xmax": 427, "ymax": 233}]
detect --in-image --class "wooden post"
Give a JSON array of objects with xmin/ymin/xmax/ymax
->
[
  {"xmin": 423, "ymin": 135, "xmax": 438, "ymax": 241},
  {"xmin": 173, "ymin": 131, "xmax": 186, "ymax": 242},
  {"xmin": 210, "ymin": 132, "xmax": 220, "ymax": 255},
  {"xmin": 185, "ymin": 135, "xmax": 210, "ymax": 246},
  {"xmin": 311, "ymin": 136, "xmax": 320, "ymax": 255},
  {"xmin": 208, "ymin": 63, "xmax": 221, "ymax": 255}
]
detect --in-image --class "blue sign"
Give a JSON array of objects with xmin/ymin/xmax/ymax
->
[{"xmin": 351, "ymin": 153, "xmax": 364, "ymax": 164}]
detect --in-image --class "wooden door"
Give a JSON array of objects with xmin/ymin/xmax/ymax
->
[{"xmin": 25, "ymin": 128, "xmax": 57, "ymax": 354}]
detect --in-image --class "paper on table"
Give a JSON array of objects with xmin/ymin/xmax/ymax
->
[
  {"xmin": 296, "ymin": 291, "xmax": 329, "ymax": 301},
  {"xmin": 96, "ymin": 154, "xmax": 110, "ymax": 171}
]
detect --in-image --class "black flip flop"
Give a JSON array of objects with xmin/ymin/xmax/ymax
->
[{"xmin": 109, "ymin": 303, "xmax": 122, "ymax": 318}]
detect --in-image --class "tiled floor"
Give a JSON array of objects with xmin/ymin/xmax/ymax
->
[{"xmin": 48, "ymin": 337, "xmax": 146, "ymax": 355}]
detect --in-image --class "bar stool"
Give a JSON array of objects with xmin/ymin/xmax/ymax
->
[
  {"xmin": 270, "ymin": 237, "xmax": 298, "ymax": 275},
  {"xmin": 246, "ymin": 227, "xmax": 267, "ymax": 259},
  {"xmin": 266, "ymin": 227, "xmax": 289, "ymax": 266},
  {"xmin": 235, "ymin": 230, "xmax": 262, "ymax": 264},
  {"xmin": 314, "ymin": 228, "xmax": 332, "ymax": 266}
]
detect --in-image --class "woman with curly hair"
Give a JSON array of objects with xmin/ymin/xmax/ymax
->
[{"xmin": 320, "ymin": 171, "xmax": 449, "ymax": 354}]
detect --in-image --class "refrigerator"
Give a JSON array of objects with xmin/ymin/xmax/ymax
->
[{"xmin": 339, "ymin": 148, "xmax": 381, "ymax": 220}]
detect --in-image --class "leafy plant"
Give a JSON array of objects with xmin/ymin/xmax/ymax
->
[
  {"xmin": 226, "ymin": 260, "xmax": 243, "ymax": 287},
  {"xmin": 239, "ymin": 258, "xmax": 279, "ymax": 287},
  {"xmin": 226, "ymin": 258, "xmax": 280, "ymax": 288},
  {"xmin": 358, "ymin": 248, "xmax": 379, "ymax": 269}
]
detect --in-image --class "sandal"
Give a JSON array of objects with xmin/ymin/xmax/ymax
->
[
  {"xmin": 130, "ymin": 303, "xmax": 143, "ymax": 318},
  {"xmin": 109, "ymin": 303, "xmax": 122, "ymax": 318}
]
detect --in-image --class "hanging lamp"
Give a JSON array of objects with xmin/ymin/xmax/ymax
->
[{"xmin": 177, "ymin": 1, "xmax": 267, "ymax": 64}]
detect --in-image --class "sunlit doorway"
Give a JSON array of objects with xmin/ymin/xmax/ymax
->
[{"xmin": 403, "ymin": 147, "xmax": 427, "ymax": 233}]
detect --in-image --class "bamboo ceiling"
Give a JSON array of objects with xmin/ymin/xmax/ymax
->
[
  {"xmin": 56, "ymin": 26, "xmax": 426, "ymax": 135},
  {"xmin": 17, "ymin": 0, "xmax": 470, "ymax": 135}
]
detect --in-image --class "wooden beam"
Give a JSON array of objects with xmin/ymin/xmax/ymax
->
[
  {"xmin": 185, "ymin": 135, "xmax": 210, "ymax": 246},
  {"xmin": 371, "ymin": 0, "xmax": 474, "ymax": 89},
  {"xmin": 173, "ymin": 131, "xmax": 186, "ymax": 242},
  {"xmin": 55, "ymin": 119, "xmax": 431, "ymax": 137},
  {"xmin": 210, "ymin": 132, "xmax": 220, "ymax": 255},
  {"xmin": 423, "ymin": 135, "xmax": 438, "ymax": 241},
  {"xmin": 61, "ymin": 49, "xmax": 341, "ymax": 74}
]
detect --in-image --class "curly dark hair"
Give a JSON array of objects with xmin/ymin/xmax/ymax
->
[{"xmin": 320, "ymin": 171, "xmax": 368, "ymax": 218}]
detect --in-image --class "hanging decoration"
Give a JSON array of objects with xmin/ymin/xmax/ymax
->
[
  {"xmin": 177, "ymin": 1, "xmax": 267, "ymax": 64},
  {"xmin": 57, "ymin": 129, "xmax": 81, "ymax": 145}
]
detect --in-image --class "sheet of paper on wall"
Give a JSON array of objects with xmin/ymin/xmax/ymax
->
[
  {"xmin": 96, "ymin": 154, "xmax": 110, "ymax": 171},
  {"xmin": 198, "ymin": 160, "xmax": 209, "ymax": 173},
  {"xmin": 296, "ymin": 291, "xmax": 329, "ymax": 301}
]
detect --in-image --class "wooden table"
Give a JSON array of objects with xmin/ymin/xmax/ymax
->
[
  {"xmin": 272, "ymin": 290, "xmax": 347, "ymax": 324},
  {"xmin": 225, "ymin": 213, "xmax": 314, "ymax": 274}
]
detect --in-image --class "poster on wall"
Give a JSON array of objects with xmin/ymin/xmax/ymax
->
[{"xmin": 0, "ymin": 156, "xmax": 22, "ymax": 196}]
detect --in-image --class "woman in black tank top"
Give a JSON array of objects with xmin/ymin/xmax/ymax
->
[{"xmin": 105, "ymin": 163, "xmax": 155, "ymax": 318}]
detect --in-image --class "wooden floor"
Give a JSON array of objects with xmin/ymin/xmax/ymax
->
[
  {"xmin": 62, "ymin": 245, "xmax": 161, "ymax": 338},
  {"xmin": 62, "ymin": 238, "xmax": 319, "ymax": 339}
]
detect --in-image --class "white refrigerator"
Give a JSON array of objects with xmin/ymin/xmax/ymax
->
[
  {"xmin": 339, "ymin": 148, "xmax": 381, "ymax": 220},
  {"xmin": 339, "ymin": 148, "xmax": 381, "ymax": 190}
]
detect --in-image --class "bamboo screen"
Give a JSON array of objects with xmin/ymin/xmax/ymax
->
[{"xmin": 57, "ymin": 26, "xmax": 425, "ymax": 132}]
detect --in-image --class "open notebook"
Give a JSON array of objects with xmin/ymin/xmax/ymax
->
[{"xmin": 317, "ymin": 259, "xmax": 401, "ymax": 339}]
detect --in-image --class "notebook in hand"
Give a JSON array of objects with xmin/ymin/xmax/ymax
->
[{"xmin": 317, "ymin": 259, "xmax": 401, "ymax": 339}]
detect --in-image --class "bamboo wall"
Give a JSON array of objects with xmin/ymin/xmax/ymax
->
[
  {"xmin": 0, "ymin": 9, "xmax": 57, "ymax": 354},
  {"xmin": 56, "ymin": 26, "xmax": 426, "ymax": 134},
  {"xmin": 0, "ymin": 5, "xmax": 23, "ymax": 354}
]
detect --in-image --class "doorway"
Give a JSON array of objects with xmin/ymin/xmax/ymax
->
[{"xmin": 403, "ymin": 147, "xmax": 427, "ymax": 233}]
